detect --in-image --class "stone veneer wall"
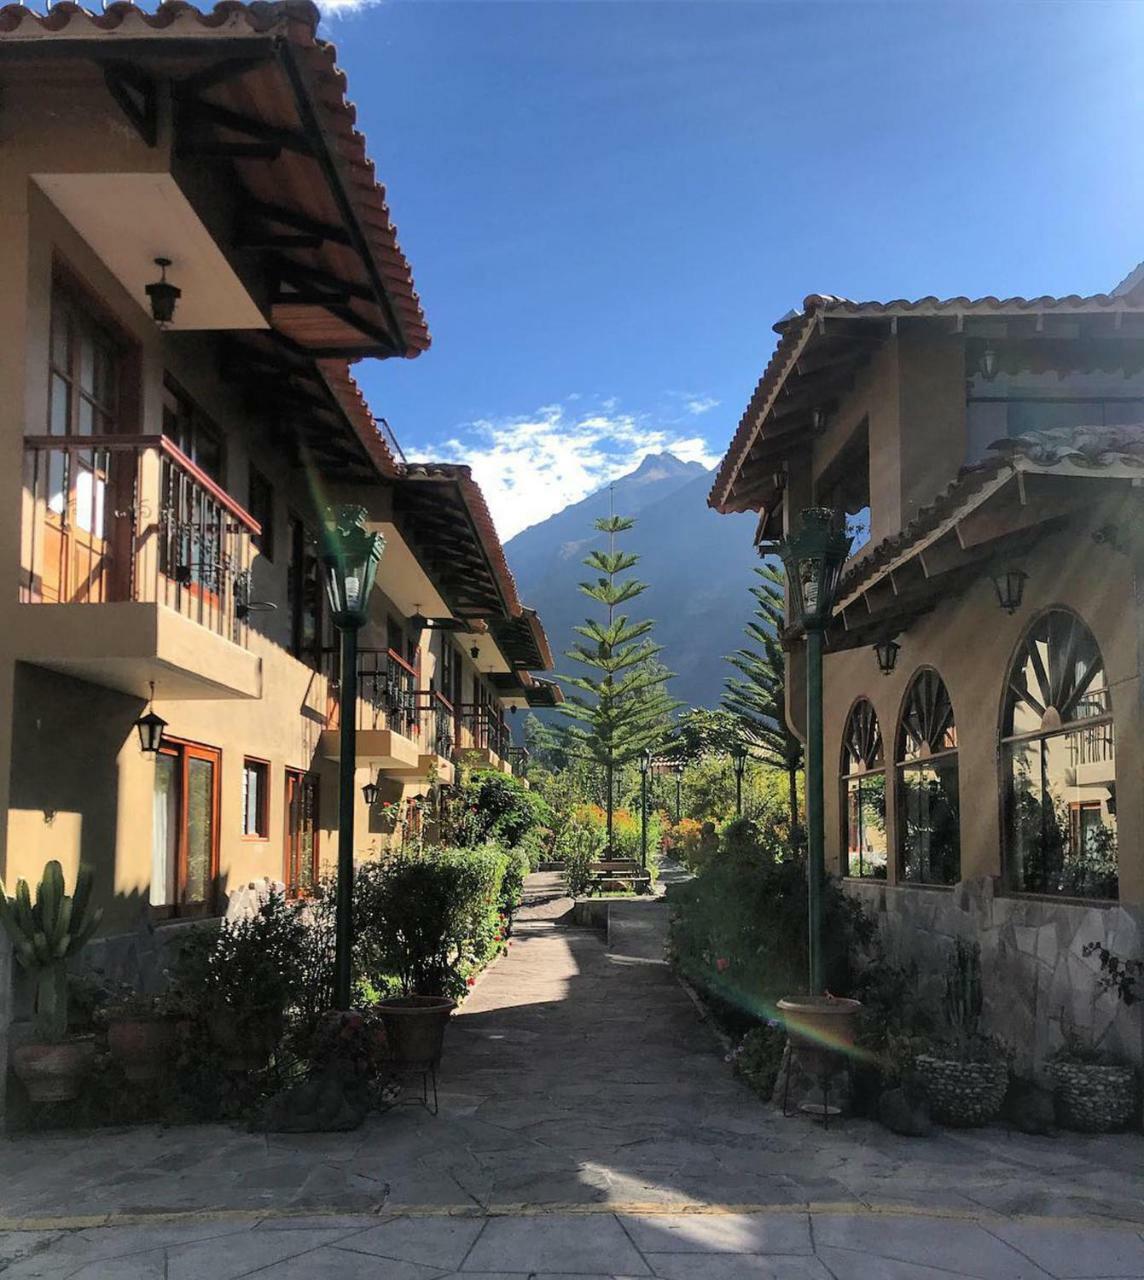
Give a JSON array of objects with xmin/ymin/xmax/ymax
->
[{"xmin": 847, "ymin": 877, "xmax": 1144, "ymax": 1072}]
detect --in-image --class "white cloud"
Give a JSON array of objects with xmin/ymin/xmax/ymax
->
[
  {"xmin": 685, "ymin": 395, "xmax": 720, "ymax": 416},
  {"xmin": 407, "ymin": 398, "xmax": 720, "ymax": 541}
]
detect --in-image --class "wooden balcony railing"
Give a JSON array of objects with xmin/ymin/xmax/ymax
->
[{"xmin": 21, "ymin": 434, "xmax": 260, "ymax": 645}]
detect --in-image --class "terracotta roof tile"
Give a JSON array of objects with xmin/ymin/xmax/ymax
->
[
  {"xmin": 710, "ymin": 288, "xmax": 1144, "ymax": 513},
  {"xmin": 0, "ymin": 0, "xmax": 430, "ymax": 355}
]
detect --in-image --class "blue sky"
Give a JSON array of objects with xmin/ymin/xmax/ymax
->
[{"xmin": 323, "ymin": 0, "xmax": 1144, "ymax": 538}]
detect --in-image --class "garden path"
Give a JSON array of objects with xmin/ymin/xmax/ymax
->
[{"xmin": 2, "ymin": 872, "xmax": 1144, "ymax": 1278}]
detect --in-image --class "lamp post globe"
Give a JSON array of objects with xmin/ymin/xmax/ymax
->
[
  {"xmin": 321, "ymin": 504, "xmax": 386, "ymax": 1010},
  {"xmin": 778, "ymin": 507, "xmax": 852, "ymax": 995}
]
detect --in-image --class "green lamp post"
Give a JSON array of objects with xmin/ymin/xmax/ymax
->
[
  {"xmin": 778, "ymin": 507, "xmax": 851, "ymax": 994},
  {"xmin": 639, "ymin": 748, "xmax": 652, "ymax": 871},
  {"xmin": 320, "ymin": 504, "xmax": 385, "ymax": 1010},
  {"xmin": 731, "ymin": 742, "xmax": 749, "ymax": 817}
]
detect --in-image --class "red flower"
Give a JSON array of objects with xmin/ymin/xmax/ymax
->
[
  {"xmin": 715, "ymin": 957, "xmax": 730, "ymax": 973},
  {"xmin": 467, "ymin": 976, "xmax": 476, "ymax": 986}
]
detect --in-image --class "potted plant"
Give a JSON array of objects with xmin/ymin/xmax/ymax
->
[
  {"xmin": 1045, "ymin": 1030, "xmax": 1136, "ymax": 1134},
  {"xmin": 0, "ymin": 861, "xmax": 102, "ymax": 1103},
  {"xmin": 915, "ymin": 939, "xmax": 1009, "ymax": 1127},
  {"xmin": 355, "ymin": 856, "xmax": 467, "ymax": 1071},
  {"xmin": 168, "ymin": 891, "xmax": 305, "ymax": 1072},
  {"xmin": 102, "ymin": 985, "xmax": 176, "ymax": 1084}
]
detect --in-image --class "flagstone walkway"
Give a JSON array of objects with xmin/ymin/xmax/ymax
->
[{"xmin": 2, "ymin": 873, "xmax": 1144, "ymax": 1277}]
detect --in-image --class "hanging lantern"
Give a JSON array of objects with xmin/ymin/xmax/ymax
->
[
  {"xmin": 361, "ymin": 779, "xmax": 379, "ymax": 807},
  {"xmin": 134, "ymin": 681, "xmax": 167, "ymax": 754},
  {"xmin": 991, "ymin": 568, "xmax": 1028, "ymax": 614},
  {"xmin": 873, "ymin": 637, "xmax": 901, "ymax": 676},
  {"xmin": 145, "ymin": 257, "xmax": 181, "ymax": 327},
  {"xmin": 778, "ymin": 507, "xmax": 852, "ymax": 630},
  {"xmin": 980, "ymin": 347, "xmax": 998, "ymax": 379},
  {"xmin": 319, "ymin": 504, "xmax": 385, "ymax": 628}
]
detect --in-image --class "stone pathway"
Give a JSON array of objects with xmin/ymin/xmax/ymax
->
[{"xmin": 2, "ymin": 872, "xmax": 1144, "ymax": 1277}]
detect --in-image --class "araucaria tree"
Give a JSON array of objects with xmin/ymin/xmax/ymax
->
[
  {"xmin": 723, "ymin": 562, "xmax": 804, "ymax": 835},
  {"xmin": 560, "ymin": 513, "xmax": 678, "ymax": 851}
]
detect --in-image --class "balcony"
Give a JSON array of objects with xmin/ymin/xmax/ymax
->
[
  {"xmin": 318, "ymin": 647, "xmax": 421, "ymax": 771},
  {"xmin": 16, "ymin": 434, "xmax": 262, "ymax": 700},
  {"xmin": 457, "ymin": 703, "xmax": 512, "ymax": 772}
]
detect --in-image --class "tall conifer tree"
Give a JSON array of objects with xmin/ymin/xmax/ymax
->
[
  {"xmin": 722, "ymin": 563, "xmax": 804, "ymax": 833},
  {"xmin": 560, "ymin": 508, "xmax": 678, "ymax": 851}
]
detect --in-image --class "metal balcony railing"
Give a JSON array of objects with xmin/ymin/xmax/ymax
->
[
  {"xmin": 458, "ymin": 703, "xmax": 510, "ymax": 762},
  {"xmin": 417, "ymin": 689, "xmax": 455, "ymax": 758},
  {"xmin": 21, "ymin": 434, "xmax": 259, "ymax": 644},
  {"xmin": 324, "ymin": 646, "xmax": 422, "ymax": 740}
]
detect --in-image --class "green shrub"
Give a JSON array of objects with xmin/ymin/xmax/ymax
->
[
  {"xmin": 731, "ymin": 1022, "xmax": 786, "ymax": 1099},
  {"xmin": 450, "ymin": 770, "xmax": 550, "ymax": 850},
  {"xmin": 353, "ymin": 846, "xmax": 509, "ymax": 1000},
  {"xmin": 669, "ymin": 826, "xmax": 874, "ymax": 1013},
  {"xmin": 557, "ymin": 821, "xmax": 605, "ymax": 897}
]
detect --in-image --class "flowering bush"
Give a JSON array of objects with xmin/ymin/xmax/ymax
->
[{"xmin": 662, "ymin": 817, "xmax": 704, "ymax": 868}]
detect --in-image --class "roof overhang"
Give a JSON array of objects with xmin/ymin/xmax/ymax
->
[{"xmin": 711, "ymin": 291, "xmax": 1144, "ymax": 516}]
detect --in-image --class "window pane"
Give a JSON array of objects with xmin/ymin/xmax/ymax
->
[
  {"xmin": 151, "ymin": 753, "xmax": 178, "ymax": 907},
  {"xmin": 51, "ymin": 305, "xmax": 70, "ymax": 369},
  {"xmin": 77, "ymin": 396, "xmax": 94, "ymax": 437},
  {"xmin": 46, "ymin": 452, "xmax": 67, "ymax": 517},
  {"xmin": 900, "ymin": 760, "xmax": 960, "ymax": 885},
  {"xmin": 1006, "ymin": 731, "xmax": 1117, "ymax": 899},
  {"xmin": 79, "ymin": 334, "xmax": 95, "ymax": 394},
  {"xmin": 49, "ymin": 374, "xmax": 70, "ymax": 436},
  {"xmin": 846, "ymin": 773, "xmax": 886, "ymax": 878},
  {"xmin": 184, "ymin": 756, "xmax": 214, "ymax": 904},
  {"xmin": 243, "ymin": 761, "xmax": 266, "ymax": 837}
]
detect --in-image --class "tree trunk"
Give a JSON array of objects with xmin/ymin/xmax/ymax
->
[{"xmin": 606, "ymin": 761, "xmax": 614, "ymax": 854}]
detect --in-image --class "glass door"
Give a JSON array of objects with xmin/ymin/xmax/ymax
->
[{"xmin": 151, "ymin": 739, "xmax": 220, "ymax": 915}]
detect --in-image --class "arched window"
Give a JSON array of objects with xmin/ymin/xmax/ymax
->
[
  {"xmin": 1002, "ymin": 609, "xmax": 1117, "ymax": 899},
  {"xmin": 896, "ymin": 670, "xmax": 960, "ymax": 885},
  {"xmin": 841, "ymin": 699, "xmax": 886, "ymax": 879}
]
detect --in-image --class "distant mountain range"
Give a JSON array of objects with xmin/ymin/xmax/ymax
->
[{"xmin": 504, "ymin": 452, "xmax": 762, "ymax": 710}]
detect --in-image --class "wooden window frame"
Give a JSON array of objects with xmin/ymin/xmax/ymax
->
[
  {"xmin": 284, "ymin": 767, "xmax": 321, "ymax": 899},
  {"xmin": 242, "ymin": 755, "xmax": 271, "ymax": 841},
  {"xmin": 153, "ymin": 736, "xmax": 221, "ymax": 920}
]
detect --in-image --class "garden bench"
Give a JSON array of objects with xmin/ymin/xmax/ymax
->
[{"xmin": 586, "ymin": 858, "xmax": 651, "ymax": 894}]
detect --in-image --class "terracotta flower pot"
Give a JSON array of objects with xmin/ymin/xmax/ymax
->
[
  {"xmin": 12, "ymin": 1037, "xmax": 96, "ymax": 1103},
  {"xmin": 107, "ymin": 1016, "xmax": 175, "ymax": 1083},
  {"xmin": 377, "ymin": 996, "xmax": 456, "ymax": 1069},
  {"xmin": 777, "ymin": 995, "xmax": 862, "ymax": 1075}
]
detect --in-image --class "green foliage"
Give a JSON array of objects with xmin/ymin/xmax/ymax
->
[
  {"xmin": 721, "ymin": 563, "xmax": 803, "ymax": 830},
  {"xmin": 1082, "ymin": 940, "xmax": 1143, "ymax": 1007},
  {"xmin": 943, "ymin": 938, "xmax": 983, "ymax": 1046},
  {"xmin": 353, "ymin": 846, "xmax": 509, "ymax": 1000},
  {"xmin": 853, "ymin": 953, "xmax": 936, "ymax": 1084},
  {"xmin": 669, "ymin": 821, "xmax": 874, "ymax": 1012},
  {"xmin": 730, "ymin": 1021, "xmax": 787, "ymax": 1099},
  {"xmin": 0, "ymin": 860, "xmax": 103, "ymax": 1040},
  {"xmin": 168, "ymin": 891, "xmax": 308, "ymax": 1030},
  {"xmin": 559, "ymin": 511, "xmax": 679, "ymax": 847},
  {"xmin": 556, "ymin": 821, "xmax": 606, "ymax": 897},
  {"xmin": 445, "ymin": 769, "xmax": 550, "ymax": 853}
]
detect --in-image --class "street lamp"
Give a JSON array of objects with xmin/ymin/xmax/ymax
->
[
  {"xmin": 673, "ymin": 760, "xmax": 684, "ymax": 822},
  {"xmin": 639, "ymin": 748, "xmax": 652, "ymax": 871},
  {"xmin": 731, "ymin": 742, "xmax": 749, "ymax": 817},
  {"xmin": 320, "ymin": 504, "xmax": 385, "ymax": 1010},
  {"xmin": 779, "ymin": 507, "xmax": 852, "ymax": 994}
]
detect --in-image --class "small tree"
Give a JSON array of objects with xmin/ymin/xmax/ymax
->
[
  {"xmin": 560, "ymin": 513, "xmax": 679, "ymax": 851},
  {"xmin": 723, "ymin": 562, "xmax": 803, "ymax": 837}
]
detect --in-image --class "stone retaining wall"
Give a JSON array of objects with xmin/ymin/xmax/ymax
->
[{"xmin": 847, "ymin": 877, "xmax": 1144, "ymax": 1071}]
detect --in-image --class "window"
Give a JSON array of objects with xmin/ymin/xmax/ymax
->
[
  {"xmin": 288, "ymin": 517, "xmax": 323, "ymax": 663},
  {"xmin": 841, "ymin": 699, "xmax": 886, "ymax": 878},
  {"xmin": 816, "ymin": 421, "xmax": 871, "ymax": 555},
  {"xmin": 152, "ymin": 738, "xmax": 220, "ymax": 915},
  {"xmin": 162, "ymin": 379, "xmax": 223, "ymax": 482},
  {"xmin": 896, "ymin": 670, "xmax": 960, "ymax": 886},
  {"xmin": 248, "ymin": 467, "xmax": 275, "ymax": 562},
  {"xmin": 1002, "ymin": 609, "xmax": 1117, "ymax": 899},
  {"xmin": 160, "ymin": 382, "xmax": 227, "ymax": 597},
  {"xmin": 242, "ymin": 758, "xmax": 270, "ymax": 838}
]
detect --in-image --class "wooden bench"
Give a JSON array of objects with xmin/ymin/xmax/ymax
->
[{"xmin": 587, "ymin": 858, "xmax": 652, "ymax": 895}]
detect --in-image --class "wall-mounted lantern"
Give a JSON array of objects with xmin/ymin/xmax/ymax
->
[
  {"xmin": 361, "ymin": 779, "xmax": 379, "ymax": 808},
  {"xmin": 991, "ymin": 568, "xmax": 1028, "ymax": 615},
  {"xmin": 470, "ymin": 645, "xmax": 480, "ymax": 661},
  {"xmin": 980, "ymin": 347, "xmax": 998, "ymax": 380},
  {"xmin": 145, "ymin": 257, "xmax": 181, "ymax": 328},
  {"xmin": 873, "ymin": 637, "xmax": 901, "ymax": 676},
  {"xmin": 135, "ymin": 681, "xmax": 167, "ymax": 754}
]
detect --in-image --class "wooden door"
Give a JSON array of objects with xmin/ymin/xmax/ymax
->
[
  {"xmin": 152, "ymin": 739, "xmax": 221, "ymax": 915},
  {"xmin": 284, "ymin": 769, "xmax": 320, "ymax": 897}
]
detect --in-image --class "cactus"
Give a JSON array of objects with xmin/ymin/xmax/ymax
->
[
  {"xmin": 942, "ymin": 937, "xmax": 983, "ymax": 1050},
  {"xmin": 0, "ymin": 861, "xmax": 102, "ymax": 1041}
]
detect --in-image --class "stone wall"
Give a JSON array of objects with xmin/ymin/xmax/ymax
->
[{"xmin": 847, "ymin": 877, "xmax": 1144, "ymax": 1072}]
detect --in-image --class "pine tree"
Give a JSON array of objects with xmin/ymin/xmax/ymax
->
[
  {"xmin": 560, "ymin": 511, "xmax": 679, "ymax": 851},
  {"xmin": 722, "ymin": 562, "xmax": 804, "ymax": 835}
]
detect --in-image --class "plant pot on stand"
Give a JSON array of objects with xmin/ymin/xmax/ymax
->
[
  {"xmin": 777, "ymin": 994, "xmax": 862, "ymax": 1123},
  {"xmin": 377, "ymin": 995, "xmax": 456, "ymax": 1113}
]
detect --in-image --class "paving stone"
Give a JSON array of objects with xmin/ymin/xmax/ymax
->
[
  {"xmin": 462, "ymin": 1214, "xmax": 651, "ymax": 1274},
  {"xmin": 816, "ymin": 1245, "xmax": 994, "ymax": 1279},
  {"xmin": 987, "ymin": 1222, "xmax": 1144, "ymax": 1278},
  {"xmin": 646, "ymin": 1256, "xmax": 834, "ymax": 1280},
  {"xmin": 620, "ymin": 1213, "xmax": 812, "ymax": 1255},
  {"xmin": 260, "ymin": 1246, "xmax": 443, "ymax": 1279},
  {"xmin": 335, "ymin": 1215, "xmax": 487, "ymax": 1269},
  {"xmin": 812, "ymin": 1214, "xmax": 1048, "ymax": 1279},
  {"xmin": 166, "ymin": 1226, "xmax": 355, "ymax": 1280}
]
